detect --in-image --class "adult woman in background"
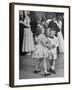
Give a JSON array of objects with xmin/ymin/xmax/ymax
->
[
  {"xmin": 22, "ymin": 11, "xmax": 35, "ymax": 55},
  {"xmin": 19, "ymin": 11, "xmax": 29, "ymax": 55},
  {"xmin": 55, "ymin": 15, "xmax": 64, "ymax": 53}
]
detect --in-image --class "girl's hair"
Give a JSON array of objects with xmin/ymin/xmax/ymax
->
[
  {"xmin": 35, "ymin": 25, "xmax": 42, "ymax": 36},
  {"xmin": 44, "ymin": 28, "xmax": 51, "ymax": 37}
]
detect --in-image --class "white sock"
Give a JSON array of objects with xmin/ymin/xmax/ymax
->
[{"xmin": 51, "ymin": 66, "xmax": 55, "ymax": 70}]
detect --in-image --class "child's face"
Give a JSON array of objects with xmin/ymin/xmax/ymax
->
[
  {"xmin": 36, "ymin": 26, "xmax": 42, "ymax": 36},
  {"xmin": 46, "ymin": 28, "xmax": 51, "ymax": 36},
  {"xmin": 50, "ymin": 30, "xmax": 56, "ymax": 37}
]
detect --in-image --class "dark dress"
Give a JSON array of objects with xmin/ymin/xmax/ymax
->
[
  {"xmin": 30, "ymin": 16, "xmax": 37, "ymax": 38},
  {"xmin": 19, "ymin": 21, "xmax": 28, "ymax": 55},
  {"xmin": 30, "ymin": 17, "xmax": 37, "ymax": 44}
]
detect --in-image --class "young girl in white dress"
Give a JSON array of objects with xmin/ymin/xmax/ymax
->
[
  {"xmin": 32, "ymin": 24, "xmax": 51, "ymax": 76},
  {"xmin": 22, "ymin": 11, "xmax": 35, "ymax": 55}
]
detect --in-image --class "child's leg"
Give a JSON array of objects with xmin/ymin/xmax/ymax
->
[
  {"xmin": 43, "ymin": 57, "xmax": 47, "ymax": 73},
  {"xmin": 35, "ymin": 59, "xmax": 41, "ymax": 70},
  {"xmin": 48, "ymin": 49, "xmax": 56, "ymax": 74},
  {"xmin": 51, "ymin": 59, "xmax": 56, "ymax": 70},
  {"xmin": 51, "ymin": 49, "xmax": 57, "ymax": 70},
  {"xmin": 34, "ymin": 58, "xmax": 42, "ymax": 73},
  {"xmin": 49, "ymin": 52, "xmax": 53, "ymax": 67},
  {"xmin": 48, "ymin": 59, "xmax": 56, "ymax": 74},
  {"xmin": 43, "ymin": 57, "xmax": 51, "ymax": 76},
  {"xmin": 50, "ymin": 53, "xmax": 56, "ymax": 74}
]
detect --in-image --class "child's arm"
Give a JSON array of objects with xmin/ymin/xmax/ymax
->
[
  {"xmin": 52, "ymin": 37, "xmax": 59, "ymax": 49},
  {"xmin": 41, "ymin": 40, "xmax": 51, "ymax": 50},
  {"xmin": 34, "ymin": 36, "xmax": 39, "ymax": 44},
  {"xmin": 55, "ymin": 37, "xmax": 59, "ymax": 47}
]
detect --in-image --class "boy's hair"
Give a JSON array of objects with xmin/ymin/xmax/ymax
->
[{"xmin": 48, "ymin": 20, "xmax": 60, "ymax": 33}]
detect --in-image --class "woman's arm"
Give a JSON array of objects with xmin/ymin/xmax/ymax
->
[
  {"xmin": 19, "ymin": 20, "xmax": 29, "ymax": 28},
  {"xmin": 23, "ymin": 16, "xmax": 30, "ymax": 28}
]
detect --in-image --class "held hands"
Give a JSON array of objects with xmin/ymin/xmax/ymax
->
[
  {"xmin": 51, "ymin": 44, "xmax": 55, "ymax": 49},
  {"xmin": 47, "ymin": 45, "xmax": 52, "ymax": 50},
  {"xmin": 45, "ymin": 41, "xmax": 51, "ymax": 50},
  {"xmin": 47, "ymin": 44, "xmax": 55, "ymax": 49}
]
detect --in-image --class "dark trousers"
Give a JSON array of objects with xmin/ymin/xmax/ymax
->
[{"xmin": 19, "ymin": 29, "xmax": 24, "ymax": 55}]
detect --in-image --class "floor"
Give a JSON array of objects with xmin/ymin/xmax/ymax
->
[{"xmin": 19, "ymin": 54, "xmax": 64, "ymax": 79}]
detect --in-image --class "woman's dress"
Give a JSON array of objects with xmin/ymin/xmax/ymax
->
[
  {"xmin": 22, "ymin": 16, "xmax": 35, "ymax": 52},
  {"xmin": 56, "ymin": 20, "xmax": 64, "ymax": 53}
]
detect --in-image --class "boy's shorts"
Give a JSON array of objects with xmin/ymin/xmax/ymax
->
[{"xmin": 49, "ymin": 48, "xmax": 57, "ymax": 60}]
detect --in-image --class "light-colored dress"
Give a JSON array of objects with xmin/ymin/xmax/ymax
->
[
  {"xmin": 32, "ymin": 34, "xmax": 50, "ymax": 59},
  {"xmin": 47, "ymin": 36, "xmax": 59, "ymax": 59},
  {"xmin": 22, "ymin": 16, "xmax": 35, "ymax": 52}
]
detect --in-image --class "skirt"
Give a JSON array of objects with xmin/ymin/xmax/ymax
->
[
  {"xmin": 32, "ymin": 44, "xmax": 50, "ymax": 59},
  {"xmin": 22, "ymin": 28, "xmax": 35, "ymax": 52}
]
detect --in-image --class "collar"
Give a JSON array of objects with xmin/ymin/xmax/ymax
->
[{"xmin": 49, "ymin": 36, "xmax": 54, "ymax": 39}]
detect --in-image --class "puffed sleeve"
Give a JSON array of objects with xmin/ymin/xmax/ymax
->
[{"xmin": 40, "ymin": 34, "xmax": 47, "ymax": 44}]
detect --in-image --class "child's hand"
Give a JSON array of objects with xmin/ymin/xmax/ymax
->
[{"xmin": 52, "ymin": 44, "xmax": 55, "ymax": 49}]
